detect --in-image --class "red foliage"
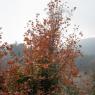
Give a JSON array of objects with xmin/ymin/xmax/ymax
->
[
  {"xmin": 7, "ymin": 60, "xmax": 15, "ymax": 65},
  {"xmin": 0, "ymin": 0, "xmax": 83, "ymax": 95}
]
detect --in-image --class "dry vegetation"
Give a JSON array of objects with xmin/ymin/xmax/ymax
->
[{"xmin": 0, "ymin": 0, "xmax": 94, "ymax": 95}]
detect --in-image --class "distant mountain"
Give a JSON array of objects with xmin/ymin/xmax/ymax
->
[
  {"xmin": 11, "ymin": 38, "xmax": 95, "ymax": 56},
  {"xmin": 76, "ymin": 38, "xmax": 95, "ymax": 73},
  {"xmin": 0, "ymin": 38, "xmax": 95, "ymax": 72},
  {"xmin": 12, "ymin": 43, "xmax": 24, "ymax": 57},
  {"xmin": 79, "ymin": 38, "xmax": 95, "ymax": 55},
  {"xmin": 76, "ymin": 55, "xmax": 95, "ymax": 72}
]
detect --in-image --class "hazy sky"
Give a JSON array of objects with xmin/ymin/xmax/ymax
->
[{"xmin": 0, "ymin": 0, "xmax": 95, "ymax": 43}]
